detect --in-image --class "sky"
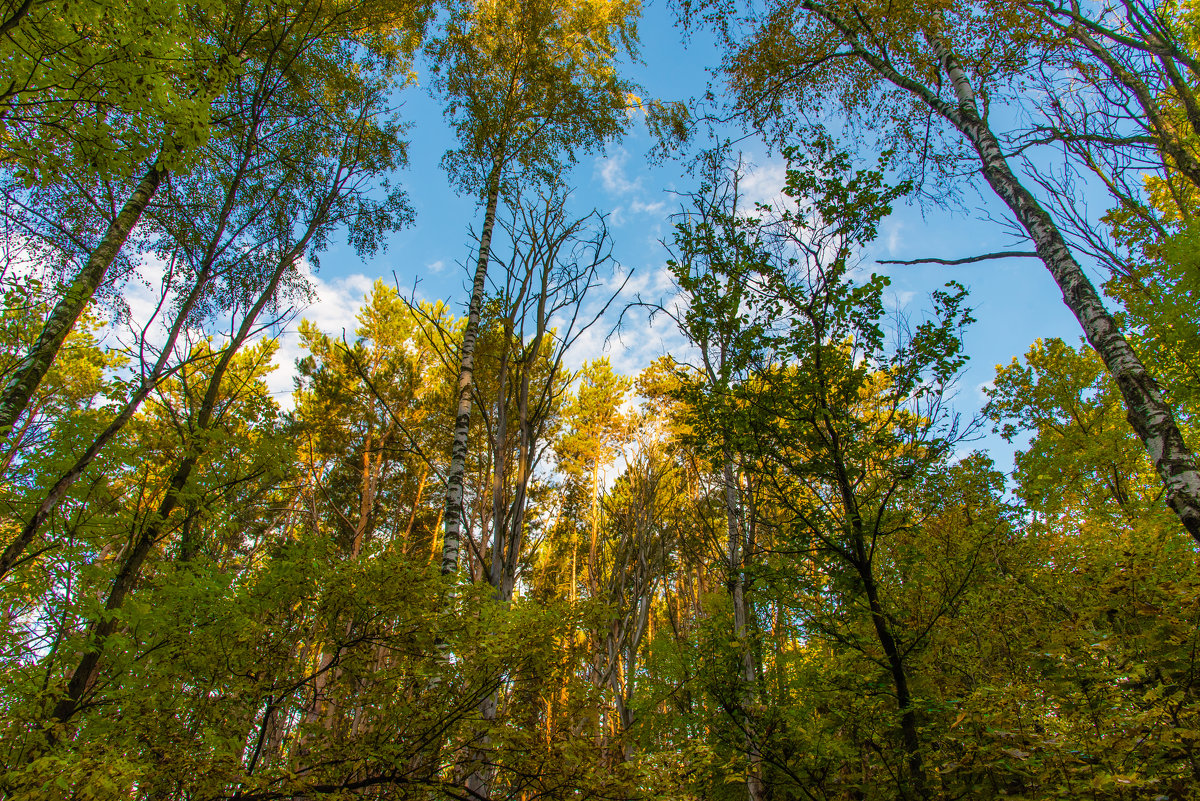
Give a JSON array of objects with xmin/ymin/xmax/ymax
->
[{"xmin": 271, "ymin": 0, "xmax": 1089, "ymax": 468}]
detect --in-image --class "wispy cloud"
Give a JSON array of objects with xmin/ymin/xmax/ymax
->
[
  {"xmin": 737, "ymin": 158, "xmax": 788, "ymax": 211},
  {"xmin": 629, "ymin": 198, "xmax": 668, "ymax": 218},
  {"xmin": 551, "ymin": 264, "xmax": 694, "ymax": 383},
  {"xmin": 882, "ymin": 219, "xmax": 904, "ymax": 256},
  {"xmin": 596, "ymin": 149, "xmax": 642, "ymax": 196},
  {"xmin": 267, "ymin": 263, "xmax": 374, "ymax": 405}
]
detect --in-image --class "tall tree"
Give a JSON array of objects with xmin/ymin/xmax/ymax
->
[
  {"xmin": 556, "ymin": 357, "xmax": 632, "ymax": 599},
  {"xmin": 747, "ymin": 149, "xmax": 970, "ymax": 801},
  {"xmin": 461, "ymin": 190, "xmax": 620, "ymax": 799},
  {"xmin": 0, "ymin": 5, "xmax": 421, "ymax": 580},
  {"xmin": 713, "ymin": 0, "xmax": 1200, "ymax": 543},
  {"xmin": 664, "ymin": 152, "xmax": 777, "ymax": 801},
  {"xmin": 426, "ymin": 0, "xmax": 639, "ymax": 576},
  {"xmin": 0, "ymin": 0, "xmax": 428, "ymax": 446}
]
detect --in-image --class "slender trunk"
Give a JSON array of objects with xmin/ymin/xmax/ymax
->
[
  {"xmin": 798, "ymin": 3, "xmax": 1200, "ymax": 542},
  {"xmin": 37, "ymin": 245, "xmax": 295, "ymax": 745},
  {"xmin": 352, "ymin": 431, "xmax": 375, "ymax": 558},
  {"xmin": 0, "ymin": 400, "xmax": 37, "ymax": 475},
  {"xmin": 587, "ymin": 464, "xmax": 601, "ymax": 595},
  {"xmin": 442, "ymin": 162, "xmax": 503, "ymax": 576},
  {"xmin": 488, "ymin": 332, "xmax": 513, "ymax": 593},
  {"xmin": 463, "ymin": 687, "xmax": 500, "ymax": 800},
  {"xmin": 0, "ymin": 164, "xmax": 163, "ymax": 441},
  {"xmin": 723, "ymin": 450, "xmax": 764, "ymax": 801},
  {"xmin": 0, "ymin": 264, "xmax": 215, "ymax": 580},
  {"xmin": 402, "ymin": 467, "xmax": 428, "ymax": 553},
  {"xmin": 932, "ymin": 43, "xmax": 1200, "ymax": 543},
  {"xmin": 468, "ymin": 329, "xmax": 544, "ymax": 799},
  {"xmin": 860, "ymin": 567, "xmax": 926, "ymax": 801},
  {"xmin": 468, "ymin": 362, "xmax": 525, "ymax": 801}
]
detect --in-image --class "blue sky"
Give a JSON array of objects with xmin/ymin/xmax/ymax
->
[{"xmin": 276, "ymin": 0, "xmax": 1087, "ymax": 466}]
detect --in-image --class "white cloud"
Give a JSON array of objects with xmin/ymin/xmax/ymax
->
[
  {"xmin": 883, "ymin": 219, "xmax": 904, "ymax": 256},
  {"xmin": 112, "ymin": 255, "xmax": 176, "ymax": 353},
  {"xmin": 427, "ymin": 259, "xmax": 445, "ymax": 274},
  {"xmin": 266, "ymin": 263, "xmax": 375, "ymax": 405},
  {"xmin": 887, "ymin": 289, "xmax": 916, "ymax": 311},
  {"xmin": 737, "ymin": 159, "xmax": 789, "ymax": 211},
  {"xmin": 606, "ymin": 197, "xmax": 672, "ymax": 229},
  {"xmin": 596, "ymin": 149, "xmax": 642, "ymax": 196},
  {"xmin": 552, "ymin": 263, "xmax": 695, "ymax": 384}
]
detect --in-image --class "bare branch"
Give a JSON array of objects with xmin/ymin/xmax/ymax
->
[{"xmin": 878, "ymin": 250, "xmax": 1039, "ymax": 266}]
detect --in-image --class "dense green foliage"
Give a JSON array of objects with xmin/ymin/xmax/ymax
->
[{"xmin": 2, "ymin": 1, "xmax": 1200, "ymax": 799}]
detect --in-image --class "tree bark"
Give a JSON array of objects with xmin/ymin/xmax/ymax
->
[
  {"xmin": 0, "ymin": 0, "xmax": 35, "ymax": 38},
  {"xmin": 0, "ymin": 164, "xmax": 163, "ymax": 442},
  {"xmin": 442, "ymin": 161, "xmax": 503, "ymax": 577},
  {"xmin": 798, "ymin": 3, "xmax": 1200, "ymax": 543},
  {"xmin": 931, "ymin": 41, "xmax": 1200, "ymax": 543}
]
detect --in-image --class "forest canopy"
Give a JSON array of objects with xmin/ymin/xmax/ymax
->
[{"xmin": 1, "ymin": 1, "xmax": 1199, "ymax": 800}]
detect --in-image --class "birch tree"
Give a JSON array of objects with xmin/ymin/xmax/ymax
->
[
  {"xmin": 0, "ymin": 0, "xmax": 428, "ymax": 446},
  {"xmin": 427, "ymin": 0, "xmax": 639, "ymax": 576},
  {"xmin": 0, "ymin": 8, "xmax": 421, "ymax": 581},
  {"xmin": 713, "ymin": 0, "xmax": 1200, "ymax": 543}
]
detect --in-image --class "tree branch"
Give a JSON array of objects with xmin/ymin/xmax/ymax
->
[{"xmin": 878, "ymin": 251, "xmax": 1039, "ymax": 266}]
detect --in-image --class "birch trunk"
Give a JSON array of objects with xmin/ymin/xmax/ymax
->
[
  {"xmin": 796, "ymin": 2, "xmax": 1200, "ymax": 543},
  {"xmin": 0, "ymin": 164, "xmax": 163, "ymax": 442},
  {"xmin": 935, "ymin": 43, "xmax": 1200, "ymax": 543},
  {"xmin": 442, "ymin": 162, "xmax": 503, "ymax": 576}
]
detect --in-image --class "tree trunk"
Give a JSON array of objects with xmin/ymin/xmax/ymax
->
[
  {"xmin": 0, "ymin": 263, "xmax": 214, "ymax": 580},
  {"xmin": 0, "ymin": 164, "xmax": 163, "ymax": 442},
  {"xmin": 0, "ymin": 0, "xmax": 34, "ymax": 38},
  {"xmin": 797, "ymin": 1, "xmax": 1200, "ymax": 544},
  {"xmin": 37, "ymin": 244, "xmax": 295, "ymax": 746},
  {"xmin": 934, "ymin": 42, "xmax": 1200, "ymax": 543},
  {"xmin": 860, "ymin": 565, "xmax": 927, "ymax": 801},
  {"xmin": 723, "ymin": 451, "xmax": 764, "ymax": 801},
  {"xmin": 442, "ymin": 161, "xmax": 503, "ymax": 576}
]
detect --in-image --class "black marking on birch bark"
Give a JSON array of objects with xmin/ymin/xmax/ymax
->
[{"xmin": 442, "ymin": 166, "xmax": 503, "ymax": 577}]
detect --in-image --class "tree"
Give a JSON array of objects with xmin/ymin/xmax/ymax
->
[
  {"xmin": 664, "ymin": 143, "xmax": 970, "ymax": 800},
  {"xmin": 663, "ymin": 151, "xmax": 778, "ymax": 801},
  {"xmin": 451, "ymin": 190, "xmax": 621, "ymax": 799},
  {"xmin": 982, "ymin": 338, "xmax": 1200, "ymax": 795},
  {"xmin": 293, "ymin": 284, "xmax": 454, "ymax": 562},
  {"xmin": 711, "ymin": 0, "xmax": 1200, "ymax": 543},
  {"xmin": 427, "ymin": 0, "xmax": 639, "ymax": 577},
  {"xmin": 0, "ymin": 0, "xmax": 428, "ymax": 447},
  {"xmin": 556, "ymin": 357, "xmax": 633, "ymax": 600},
  {"xmin": 0, "ymin": 18, "xmax": 418, "ymax": 581}
]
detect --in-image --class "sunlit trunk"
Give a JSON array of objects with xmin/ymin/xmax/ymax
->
[
  {"xmin": 0, "ymin": 164, "xmax": 163, "ymax": 443},
  {"xmin": 442, "ymin": 161, "xmax": 503, "ymax": 576}
]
